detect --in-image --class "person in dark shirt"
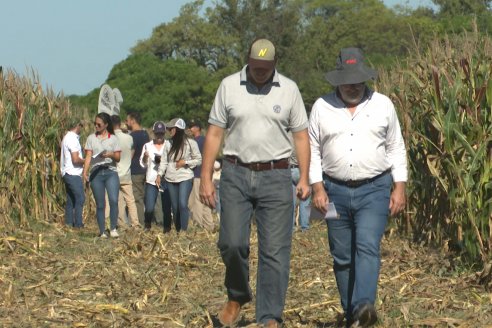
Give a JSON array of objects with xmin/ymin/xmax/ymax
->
[
  {"xmin": 187, "ymin": 120, "xmax": 215, "ymax": 231},
  {"xmin": 125, "ymin": 111, "xmax": 150, "ymax": 225}
]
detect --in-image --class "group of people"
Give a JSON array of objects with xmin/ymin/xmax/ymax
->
[
  {"xmin": 60, "ymin": 112, "xmax": 223, "ymax": 238},
  {"xmin": 61, "ymin": 37, "xmax": 408, "ymax": 328}
]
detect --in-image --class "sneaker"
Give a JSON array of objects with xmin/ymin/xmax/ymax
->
[
  {"xmin": 110, "ymin": 229, "xmax": 119, "ymax": 238},
  {"xmin": 99, "ymin": 233, "xmax": 108, "ymax": 239}
]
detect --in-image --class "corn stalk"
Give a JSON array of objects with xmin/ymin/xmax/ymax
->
[
  {"xmin": 0, "ymin": 68, "xmax": 90, "ymax": 228},
  {"xmin": 378, "ymin": 29, "xmax": 492, "ymax": 267}
]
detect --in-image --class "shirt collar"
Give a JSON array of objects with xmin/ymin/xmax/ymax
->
[
  {"xmin": 67, "ymin": 130, "xmax": 80, "ymax": 140},
  {"xmin": 334, "ymin": 87, "xmax": 374, "ymax": 108},
  {"xmin": 239, "ymin": 65, "xmax": 280, "ymax": 85}
]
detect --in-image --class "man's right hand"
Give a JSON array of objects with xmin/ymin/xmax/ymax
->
[
  {"xmin": 311, "ymin": 182, "xmax": 329, "ymax": 214},
  {"xmin": 199, "ymin": 178, "xmax": 216, "ymax": 209}
]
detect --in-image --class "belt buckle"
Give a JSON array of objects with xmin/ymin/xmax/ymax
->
[
  {"xmin": 346, "ymin": 180, "xmax": 356, "ymax": 187},
  {"xmin": 254, "ymin": 163, "xmax": 260, "ymax": 171},
  {"xmin": 345, "ymin": 180, "xmax": 359, "ymax": 188}
]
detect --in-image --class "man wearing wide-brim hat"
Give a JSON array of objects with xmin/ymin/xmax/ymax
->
[{"xmin": 309, "ymin": 48, "xmax": 408, "ymax": 327}]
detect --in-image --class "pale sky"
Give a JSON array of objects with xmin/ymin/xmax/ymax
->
[{"xmin": 1, "ymin": 0, "xmax": 434, "ymax": 96}]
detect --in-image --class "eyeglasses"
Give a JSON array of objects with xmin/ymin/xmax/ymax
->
[{"xmin": 94, "ymin": 122, "xmax": 103, "ymax": 128}]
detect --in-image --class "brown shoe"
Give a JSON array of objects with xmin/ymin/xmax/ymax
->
[
  {"xmin": 264, "ymin": 319, "xmax": 280, "ymax": 327},
  {"xmin": 218, "ymin": 300, "xmax": 241, "ymax": 327}
]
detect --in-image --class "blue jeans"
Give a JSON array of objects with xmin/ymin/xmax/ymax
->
[
  {"xmin": 291, "ymin": 167, "xmax": 311, "ymax": 230},
  {"xmin": 144, "ymin": 182, "xmax": 172, "ymax": 231},
  {"xmin": 166, "ymin": 179, "xmax": 193, "ymax": 231},
  {"xmin": 90, "ymin": 168, "xmax": 120, "ymax": 234},
  {"xmin": 63, "ymin": 174, "xmax": 85, "ymax": 228},
  {"xmin": 218, "ymin": 160, "xmax": 293, "ymax": 324},
  {"xmin": 323, "ymin": 172, "xmax": 392, "ymax": 319}
]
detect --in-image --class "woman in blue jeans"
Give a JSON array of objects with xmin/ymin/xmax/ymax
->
[
  {"xmin": 82, "ymin": 112, "xmax": 121, "ymax": 238},
  {"xmin": 156, "ymin": 118, "xmax": 201, "ymax": 232},
  {"xmin": 140, "ymin": 121, "xmax": 172, "ymax": 232}
]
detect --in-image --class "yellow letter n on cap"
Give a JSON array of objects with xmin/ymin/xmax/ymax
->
[{"xmin": 258, "ymin": 48, "xmax": 268, "ymax": 57}]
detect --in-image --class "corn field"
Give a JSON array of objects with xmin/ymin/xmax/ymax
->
[
  {"xmin": 0, "ymin": 68, "xmax": 88, "ymax": 229},
  {"xmin": 1, "ymin": 30, "xmax": 491, "ymax": 275},
  {"xmin": 378, "ymin": 28, "xmax": 492, "ymax": 270}
]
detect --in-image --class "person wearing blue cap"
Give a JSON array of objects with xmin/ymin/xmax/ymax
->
[
  {"xmin": 309, "ymin": 48, "xmax": 408, "ymax": 327},
  {"xmin": 140, "ymin": 121, "xmax": 172, "ymax": 231}
]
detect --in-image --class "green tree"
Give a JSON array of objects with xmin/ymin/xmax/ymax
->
[
  {"xmin": 109, "ymin": 53, "xmax": 219, "ymax": 126},
  {"xmin": 132, "ymin": 0, "xmax": 237, "ymax": 74},
  {"xmin": 432, "ymin": 0, "xmax": 490, "ymax": 15},
  {"xmin": 431, "ymin": 0, "xmax": 492, "ymax": 33}
]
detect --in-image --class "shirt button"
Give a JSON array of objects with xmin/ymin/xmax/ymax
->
[{"xmin": 350, "ymin": 164, "xmax": 352, "ymax": 167}]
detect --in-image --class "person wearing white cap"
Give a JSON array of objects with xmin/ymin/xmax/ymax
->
[
  {"xmin": 140, "ymin": 121, "xmax": 172, "ymax": 231},
  {"xmin": 309, "ymin": 47, "xmax": 407, "ymax": 327},
  {"xmin": 156, "ymin": 118, "xmax": 202, "ymax": 233},
  {"xmin": 199, "ymin": 38, "xmax": 310, "ymax": 327}
]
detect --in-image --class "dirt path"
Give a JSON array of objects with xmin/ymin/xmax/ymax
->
[{"xmin": 0, "ymin": 220, "xmax": 491, "ymax": 327}]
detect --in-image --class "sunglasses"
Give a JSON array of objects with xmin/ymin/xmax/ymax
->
[{"xmin": 93, "ymin": 122, "xmax": 104, "ymax": 128}]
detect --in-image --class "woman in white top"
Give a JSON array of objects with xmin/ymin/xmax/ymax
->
[
  {"xmin": 82, "ymin": 112, "xmax": 121, "ymax": 238},
  {"xmin": 156, "ymin": 118, "xmax": 201, "ymax": 232},
  {"xmin": 140, "ymin": 121, "xmax": 172, "ymax": 231}
]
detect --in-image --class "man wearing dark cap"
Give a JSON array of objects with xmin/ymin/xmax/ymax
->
[
  {"xmin": 187, "ymin": 120, "xmax": 215, "ymax": 231},
  {"xmin": 200, "ymin": 38, "xmax": 310, "ymax": 327},
  {"xmin": 309, "ymin": 48, "xmax": 407, "ymax": 327}
]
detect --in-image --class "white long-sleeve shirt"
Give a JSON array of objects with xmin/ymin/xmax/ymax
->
[
  {"xmin": 140, "ymin": 141, "xmax": 169, "ymax": 186},
  {"xmin": 157, "ymin": 138, "xmax": 202, "ymax": 183},
  {"xmin": 309, "ymin": 89, "xmax": 407, "ymax": 184}
]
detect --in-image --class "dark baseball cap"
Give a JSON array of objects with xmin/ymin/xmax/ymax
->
[{"xmin": 188, "ymin": 119, "xmax": 202, "ymax": 129}]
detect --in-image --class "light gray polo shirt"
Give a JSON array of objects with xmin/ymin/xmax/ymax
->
[
  {"xmin": 209, "ymin": 65, "xmax": 308, "ymax": 163},
  {"xmin": 84, "ymin": 133, "xmax": 121, "ymax": 173},
  {"xmin": 114, "ymin": 129, "xmax": 133, "ymax": 183}
]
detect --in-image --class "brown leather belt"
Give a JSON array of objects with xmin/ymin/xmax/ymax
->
[
  {"xmin": 225, "ymin": 156, "xmax": 290, "ymax": 171},
  {"xmin": 323, "ymin": 169, "xmax": 391, "ymax": 188}
]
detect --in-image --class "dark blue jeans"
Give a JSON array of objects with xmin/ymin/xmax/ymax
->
[
  {"xmin": 63, "ymin": 174, "xmax": 85, "ymax": 228},
  {"xmin": 323, "ymin": 172, "xmax": 392, "ymax": 320},
  {"xmin": 166, "ymin": 178, "xmax": 193, "ymax": 231},
  {"xmin": 144, "ymin": 182, "xmax": 172, "ymax": 231},
  {"xmin": 218, "ymin": 160, "xmax": 293, "ymax": 325},
  {"xmin": 90, "ymin": 168, "xmax": 120, "ymax": 234}
]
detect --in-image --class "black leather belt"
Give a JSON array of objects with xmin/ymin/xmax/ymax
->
[
  {"xmin": 225, "ymin": 156, "xmax": 290, "ymax": 171},
  {"xmin": 323, "ymin": 169, "xmax": 391, "ymax": 188}
]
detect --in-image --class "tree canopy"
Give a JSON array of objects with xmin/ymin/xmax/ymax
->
[{"xmin": 69, "ymin": 0, "xmax": 492, "ymax": 127}]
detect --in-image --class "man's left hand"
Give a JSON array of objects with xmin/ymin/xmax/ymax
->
[{"xmin": 389, "ymin": 182, "xmax": 406, "ymax": 216}]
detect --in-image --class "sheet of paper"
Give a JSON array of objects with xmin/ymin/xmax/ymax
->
[
  {"xmin": 91, "ymin": 151, "xmax": 106, "ymax": 165},
  {"xmin": 308, "ymin": 202, "xmax": 340, "ymax": 220},
  {"xmin": 92, "ymin": 151, "xmax": 104, "ymax": 159},
  {"xmin": 324, "ymin": 202, "xmax": 339, "ymax": 220}
]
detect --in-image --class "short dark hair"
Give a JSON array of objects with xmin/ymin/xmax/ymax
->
[
  {"xmin": 111, "ymin": 115, "xmax": 121, "ymax": 126},
  {"xmin": 127, "ymin": 111, "xmax": 142, "ymax": 124}
]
